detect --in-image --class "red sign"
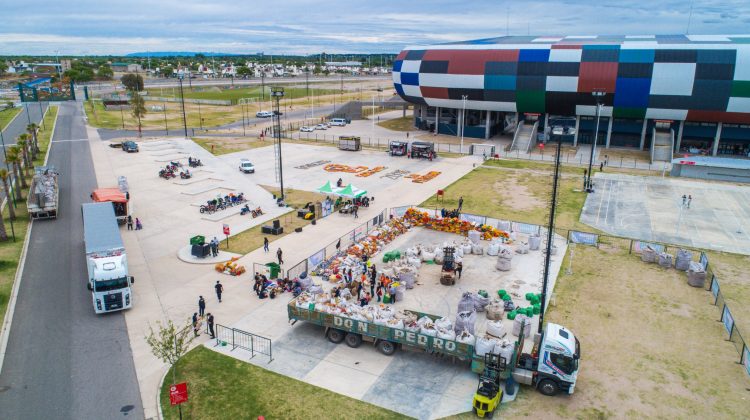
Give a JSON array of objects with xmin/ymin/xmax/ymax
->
[
  {"xmin": 679, "ymin": 160, "xmax": 696, "ymax": 165},
  {"xmin": 169, "ymin": 382, "xmax": 188, "ymax": 406},
  {"xmin": 223, "ymin": 224, "xmax": 230, "ymax": 235}
]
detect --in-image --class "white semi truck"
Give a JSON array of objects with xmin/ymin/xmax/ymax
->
[{"xmin": 82, "ymin": 202, "xmax": 134, "ymax": 314}]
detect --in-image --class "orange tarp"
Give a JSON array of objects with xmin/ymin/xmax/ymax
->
[{"xmin": 92, "ymin": 188, "xmax": 127, "ymax": 203}]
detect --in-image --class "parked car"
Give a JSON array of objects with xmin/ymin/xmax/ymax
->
[
  {"xmin": 121, "ymin": 141, "xmax": 139, "ymax": 153},
  {"xmin": 273, "ymin": 110, "xmax": 283, "ymax": 116},
  {"xmin": 315, "ymin": 124, "xmax": 328, "ymax": 130},
  {"xmin": 256, "ymin": 111, "xmax": 274, "ymax": 118},
  {"xmin": 239, "ymin": 159, "xmax": 255, "ymax": 174},
  {"xmin": 300, "ymin": 126, "xmax": 314, "ymax": 132},
  {"xmin": 330, "ymin": 118, "xmax": 346, "ymax": 126}
]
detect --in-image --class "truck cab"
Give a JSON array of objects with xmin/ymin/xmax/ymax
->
[
  {"xmin": 86, "ymin": 254, "xmax": 134, "ymax": 314},
  {"xmin": 513, "ymin": 322, "xmax": 580, "ymax": 396}
]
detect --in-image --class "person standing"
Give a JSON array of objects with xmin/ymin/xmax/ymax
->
[
  {"xmin": 263, "ymin": 237, "xmax": 269, "ymax": 253},
  {"xmin": 687, "ymin": 195, "xmax": 692, "ymax": 209},
  {"xmin": 192, "ymin": 313, "xmax": 200, "ymax": 337},
  {"xmin": 207, "ymin": 313, "xmax": 215, "ymax": 339},
  {"xmin": 458, "ymin": 196, "xmax": 464, "ymax": 212},
  {"xmin": 455, "ymin": 261, "xmax": 463, "ymax": 279},
  {"xmin": 376, "ymin": 283, "xmax": 383, "ymax": 302},
  {"xmin": 198, "ymin": 296, "xmax": 206, "ymax": 317},
  {"xmin": 390, "ymin": 284, "xmax": 397, "ymax": 303},
  {"xmin": 600, "ymin": 162, "xmax": 604, "ymax": 172},
  {"xmin": 682, "ymin": 194, "xmax": 687, "ymax": 207},
  {"xmin": 277, "ymin": 248, "xmax": 284, "ymax": 265},
  {"xmin": 135, "ymin": 217, "xmax": 143, "ymax": 230},
  {"xmin": 127, "ymin": 215, "xmax": 133, "ymax": 231},
  {"xmin": 353, "ymin": 205, "xmax": 359, "ymax": 219},
  {"xmin": 215, "ymin": 280, "xmax": 224, "ymax": 303}
]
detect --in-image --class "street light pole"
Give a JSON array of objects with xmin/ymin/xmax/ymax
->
[
  {"xmin": 271, "ymin": 87, "xmax": 285, "ymax": 199},
  {"xmin": 178, "ymin": 76, "xmax": 188, "ymax": 138},
  {"xmin": 460, "ymin": 95, "xmax": 467, "ymax": 154},
  {"xmin": 586, "ymin": 90, "xmax": 605, "ymax": 192}
]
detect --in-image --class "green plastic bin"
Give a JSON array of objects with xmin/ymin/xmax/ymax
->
[
  {"xmin": 190, "ymin": 235, "xmax": 205, "ymax": 246},
  {"xmin": 265, "ymin": 262, "xmax": 281, "ymax": 279}
]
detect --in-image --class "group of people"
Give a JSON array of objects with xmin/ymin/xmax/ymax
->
[
  {"xmin": 331, "ymin": 255, "xmax": 404, "ymax": 307},
  {"xmin": 681, "ymin": 194, "xmax": 693, "ymax": 209},
  {"xmin": 253, "ymin": 273, "xmax": 300, "ymax": 299},
  {"xmin": 126, "ymin": 215, "xmax": 142, "ymax": 230},
  {"xmin": 193, "ymin": 296, "xmax": 215, "ymax": 338},
  {"xmin": 209, "ymin": 237, "xmax": 221, "ymax": 257}
]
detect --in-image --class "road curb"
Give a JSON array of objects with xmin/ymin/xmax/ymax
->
[{"xmin": 0, "ymin": 105, "xmax": 57, "ymax": 374}]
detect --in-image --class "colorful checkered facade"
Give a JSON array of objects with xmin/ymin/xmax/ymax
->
[{"xmin": 393, "ymin": 35, "xmax": 750, "ymax": 123}]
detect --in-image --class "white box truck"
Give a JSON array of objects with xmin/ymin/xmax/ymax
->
[{"xmin": 82, "ymin": 202, "xmax": 134, "ymax": 314}]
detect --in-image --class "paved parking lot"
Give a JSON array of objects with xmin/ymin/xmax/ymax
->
[{"xmin": 581, "ymin": 173, "xmax": 750, "ymax": 254}]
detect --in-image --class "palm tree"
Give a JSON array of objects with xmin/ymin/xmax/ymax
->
[
  {"xmin": 16, "ymin": 134, "xmax": 32, "ymax": 178},
  {"xmin": 0, "ymin": 204, "xmax": 7, "ymax": 241},
  {"xmin": 27, "ymin": 123, "xmax": 39, "ymax": 158},
  {"xmin": 0, "ymin": 168, "xmax": 15, "ymax": 220},
  {"xmin": 6, "ymin": 146, "xmax": 26, "ymax": 193}
]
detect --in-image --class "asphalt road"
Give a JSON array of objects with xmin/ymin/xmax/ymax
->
[
  {"xmin": 97, "ymin": 104, "xmax": 337, "ymax": 140},
  {"xmin": 0, "ymin": 101, "xmax": 144, "ymax": 419}
]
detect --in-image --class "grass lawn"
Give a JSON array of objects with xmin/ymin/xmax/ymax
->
[
  {"xmin": 1, "ymin": 105, "xmax": 57, "ymax": 327},
  {"xmin": 192, "ymin": 137, "xmax": 271, "ymax": 155},
  {"xmin": 705, "ymin": 251, "xmax": 750, "ymax": 335},
  {"xmin": 420, "ymin": 166, "xmax": 592, "ymax": 232},
  {"xmin": 159, "ymin": 346, "xmax": 407, "ymax": 420},
  {"xmin": 376, "ymin": 116, "xmax": 412, "ymax": 131},
  {"xmin": 221, "ymin": 212, "xmax": 310, "ymax": 255},
  {"xmin": 0, "ymin": 107, "xmax": 22, "ymax": 131},
  {"xmin": 84, "ymin": 100, "xmax": 247, "ymax": 131},
  {"xmin": 259, "ymin": 185, "xmax": 327, "ymax": 210},
  {"xmin": 155, "ymin": 86, "xmax": 340, "ymax": 103}
]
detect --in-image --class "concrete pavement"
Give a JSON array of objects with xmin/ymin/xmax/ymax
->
[{"xmin": 0, "ymin": 101, "xmax": 143, "ymax": 419}]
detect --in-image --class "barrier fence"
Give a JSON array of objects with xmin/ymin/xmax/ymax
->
[
  {"xmin": 701, "ymin": 254, "xmax": 749, "ymax": 377},
  {"xmin": 214, "ymin": 324, "xmax": 273, "ymax": 362}
]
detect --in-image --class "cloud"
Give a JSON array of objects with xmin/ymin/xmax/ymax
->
[{"xmin": 0, "ymin": 0, "xmax": 748, "ymax": 55}]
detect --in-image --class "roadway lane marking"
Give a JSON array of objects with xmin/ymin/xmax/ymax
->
[{"xmin": 51, "ymin": 138, "xmax": 89, "ymax": 143}]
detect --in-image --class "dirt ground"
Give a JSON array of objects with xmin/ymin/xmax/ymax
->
[{"xmin": 447, "ymin": 244, "xmax": 750, "ymax": 419}]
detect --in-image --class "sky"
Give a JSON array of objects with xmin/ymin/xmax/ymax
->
[{"xmin": 0, "ymin": 0, "xmax": 749, "ymax": 55}]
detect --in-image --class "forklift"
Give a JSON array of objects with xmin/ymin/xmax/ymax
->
[
  {"xmin": 440, "ymin": 246, "xmax": 457, "ymax": 285},
  {"xmin": 472, "ymin": 353, "xmax": 506, "ymax": 418}
]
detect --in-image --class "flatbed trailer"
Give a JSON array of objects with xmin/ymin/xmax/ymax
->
[{"xmin": 27, "ymin": 167, "xmax": 59, "ymax": 220}]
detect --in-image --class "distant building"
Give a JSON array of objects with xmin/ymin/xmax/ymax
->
[{"xmin": 111, "ymin": 62, "xmax": 143, "ymax": 73}]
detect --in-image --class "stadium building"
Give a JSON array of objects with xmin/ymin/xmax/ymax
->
[{"xmin": 392, "ymin": 35, "xmax": 750, "ymax": 159}]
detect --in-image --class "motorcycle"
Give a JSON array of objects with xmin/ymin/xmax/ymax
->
[
  {"xmin": 188, "ymin": 158, "xmax": 203, "ymax": 168},
  {"xmin": 180, "ymin": 171, "xmax": 192, "ymax": 179},
  {"xmin": 159, "ymin": 169, "xmax": 176, "ymax": 179},
  {"xmin": 251, "ymin": 207, "xmax": 263, "ymax": 218},
  {"xmin": 240, "ymin": 204, "xmax": 251, "ymax": 215},
  {"xmin": 199, "ymin": 203, "xmax": 216, "ymax": 214}
]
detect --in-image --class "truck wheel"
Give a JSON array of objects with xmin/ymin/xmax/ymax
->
[
  {"xmin": 377, "ymin": 340, "xmax": 396, "ymax": 356},
  {"xmin": 538, "ymin": 379, "xmax": 560, "ymax": 396},
  {"xmin": 345, "ymin": 333, "xmax": 362, "ymax": 348},
  {"xmin": 326, "ymin": 329, "xmax": 345, "ymax": 344},
  {"xmin": 487, "ymin": 408, "xmax": 495, "ymax": 419}
]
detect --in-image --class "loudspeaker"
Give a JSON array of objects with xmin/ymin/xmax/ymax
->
[
  {"xmin": 273, "ymin": 220, "xmax": 281, "ymax": 229},
  {"xmin": 294, "ymin": 227, "xmax": 303, "ymax": 233}
]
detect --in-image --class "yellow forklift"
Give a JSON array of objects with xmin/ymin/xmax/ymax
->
[{"xmin": 472, "ymin": 353, "xmax": 505, "ymax": 418}]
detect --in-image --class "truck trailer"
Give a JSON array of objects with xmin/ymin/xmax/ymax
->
[
  {"xmin": 27, "ymin": 166, "xmax": 59, "ymax": 220},
  {"xmin": 91, "ymin": 188, "xmax": 129, "ymax": 225},
  {"xmin": 287, "ymin": 298, "xmax": 579, "ymax": 403},
  {"xmin": 82, "ymin": 203, "xmax": 134, "ymax": 314}
]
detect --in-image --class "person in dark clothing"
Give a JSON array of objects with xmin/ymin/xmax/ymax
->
[
  {"xmin": 207, "ymin": 313, "xmax": 215, "ymax": 338},
  {"xmin": 455, "ymin": 261, "xmax": 463, "ymax": 279},
  {"xmin": 600, "ymin": 162, "xmax": 604, "ymax": 172},
  {"xmin": 127, "ymin": 215, "xmax": 133, "ymax": 230},
  {"xmin": 347, "ymin": 268, "xmax": 353, "ymax": 284},
  {"xmin": 376, "ymin": 283, "xmax": 383, "ymax": 302},
  {"xmin": 263, "ymin": 237, "xmax": 269, "ymax": 253},
  {"xmin": 335, "ymin": 238, "xmax": 341, "ymax": 252},
  {"xmin": 277, "ymin": 248, "xmax": 284, "ymax": 265},
  {"xmin": 192, "ymin": 313, "xmax": 200, "ymax": 337},
  {"xmin": 457, "ymin": 196, "xmax": 464, "ymax": 212},
  {"xmin": 353, "ymin": 205, "xmax": 359, "ymax": 218},
  {"xmin": 215, "ymin": 280, "xmax": 224, "ymax": 302},
  {"xmin": 198, "ymin": 296, "xmax": 206, "ymax": 317}
]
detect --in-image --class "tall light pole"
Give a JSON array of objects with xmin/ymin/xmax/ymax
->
[
  {"xmin": 460, "ymin": 95, "xmax": 467, "ymax": 154},
  {"xmin": 585, "ymin": 91, "xmax": 605, "ymax": 192},
  {"xmin": 178, "ymin": 75, "xmax": 188, "ymax": 138},
  {"xmin": 271, "ymin": 87, "xmax": 285, "ymax": 199}
]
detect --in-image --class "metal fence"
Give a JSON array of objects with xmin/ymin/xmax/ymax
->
[
  {"xmin": 214, "ymin": 324, "xmax": 273, "ymax": 362},
  {"xmin": 701, "ymin": 255, "xmax": 749, "ymax": 377}
]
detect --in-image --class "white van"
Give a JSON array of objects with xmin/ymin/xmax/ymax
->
[
  {"xmin": 256, "ymin": 111, "xmax": 274, "ymax": 118},
  {"xmin": 330, "ymin": 118, "xmax": 347, "ymax": 126},
  {"xmin": 239, "ymin": 159, "xmax": 255, "ymax": 174}
]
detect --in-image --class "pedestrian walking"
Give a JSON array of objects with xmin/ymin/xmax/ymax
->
[
  {"xmin": 277, "ymin": 248, "xmax": 284, "ymax": 265},
  {"xmin": 406, "ymin": 132, "xmax": 409, "ymax": 138},
  {"xmin": 135, "ymin": 217, "xmax": 143, "ymax": 230},
  {"xmin": 682, "ymin": 194, "xmax": 687, "ymax": 207},
  {"xmin": 263, "ymin": 237, "xmax": 269, "ymax": 253},
  {"xmin": 127, "ymin": 215, "xmax": 133, "ymax": 230},
  {"xmin": 376, "ymin": 283, "xmax": 383, "ymax": 302},
  {"xmin": 207, "ymin": 313, "xmax": 215, "ymax": 339},
  {"xmin": 600, "ymin": 162, "xmax": 604, "ymax": 172},
  {"xmin": 455, "ymin": 261, "xmax": 463, "ymax": 279},
  {"xmin": 198, "ymin": 296, "xmax": 206, "ymax": 317},
  {"xmin": 458, "ymin": 196, "xmax": 464, "ymax": 212},
  {"xmin": 688, "ymin": 195, "xmax": 692, "ymax": 209},
  {"xmin": 192, "ymin": 313, "xmax": 200, "ymax": 337},
  {"xmin": 353, "ymin": 205, "xmax": 359, "ymax": 219},
  {"xmin": 604, "ymin": 155, "xmax": 609, "ymax": 166},
  {"xmin": 215, "ymin": 280, "xmax": 224, "ymax": 302}
]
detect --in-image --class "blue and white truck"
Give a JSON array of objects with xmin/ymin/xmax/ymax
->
[{"xmin": 82, "ymin": 202, "xmax": 134, "ymax": 314}]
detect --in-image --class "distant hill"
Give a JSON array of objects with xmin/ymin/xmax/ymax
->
[{"xmin": 125, "ymin": 52, "xmax": 244, "ymax": 57}]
